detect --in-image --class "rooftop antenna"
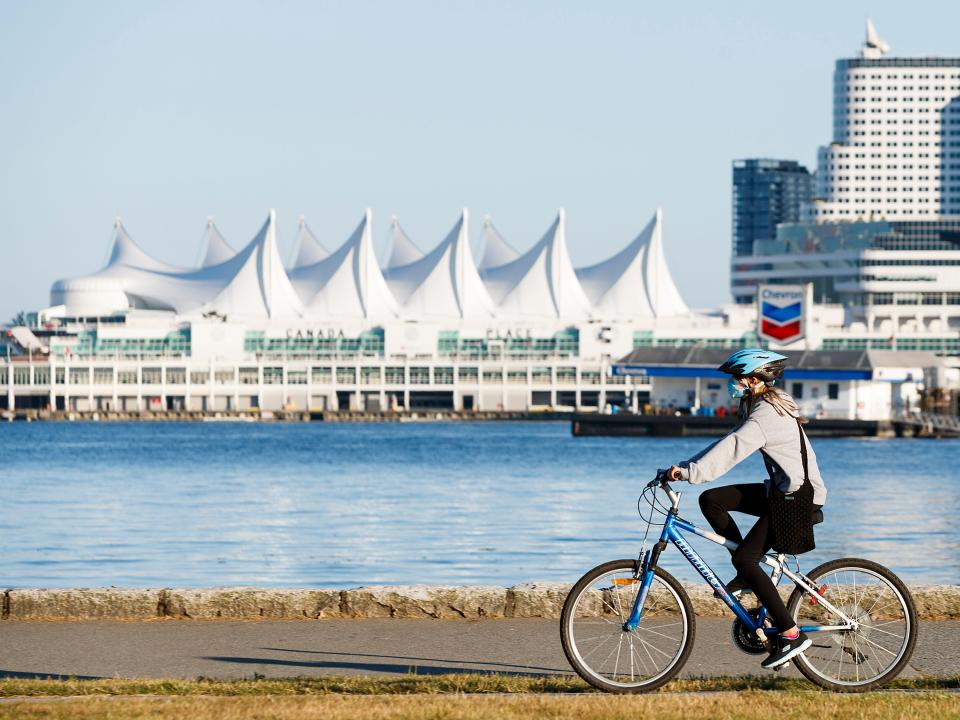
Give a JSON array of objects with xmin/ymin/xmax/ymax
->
[{"xmin": 862, "ymin": 18, "xmax": 890, "ymax": 59}]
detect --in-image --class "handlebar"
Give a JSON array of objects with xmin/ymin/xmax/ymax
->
[
  {"xmin": 652, "ymin": 467, "xmax": 679, "ymax": 484},
  {"xmin": 647, "ymin": 469, "xmax": 682, "ymax": 510}
]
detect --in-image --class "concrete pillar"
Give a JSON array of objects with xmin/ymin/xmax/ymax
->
[
  {"xmin": 6, "ymin": 359, "xmax": 14, "ymax": 411},
  {"xmin": 208, "ymin": 358, "xmax": 215, "ymax": 410},
  {"xmin": 257, "ymin": 363, "xmax": 264, "ymax": 410},
  {"xmin": 48, "ymin": 359, "xmax": 56, "ymax": 410},
  {"xmin": 331, "ymin": 363, "xmax": 339, "ymax": 411},
  {"xmin": 452, "ymin": 362, "xmax": 460, "ymax": 411},
  {"xmin": 599, "ymin": 358, "xmax": 607, "ymax": 411},
  {"xmin": 306, "ymin": 363, "xmax": 313, "ymax": 412},
  {"xmin": 378, "ymin": 365, "xmax": 386, "ymax": 411},
  {"xmin": 500, "ymin": 366, "xmax": 507, "ymax": 410},
  {"xmin": 233, "ymin": 364, "xmax": 240, "ymax": 411},
  {"xmin": 159, "ymin": 362, "xmax": 167, "ymax": 411}
]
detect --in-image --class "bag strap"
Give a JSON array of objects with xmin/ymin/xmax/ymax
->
[
  {"xmin": 796, "ymin": 418, "xmax": 810, "ymax": 483},
  {"xmin": 759, "ymin": 448, "xmax": 777, "ymax": 480}
]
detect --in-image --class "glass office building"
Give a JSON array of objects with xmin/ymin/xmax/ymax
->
[{"xmin": 731, "ymin": 159, "xmax": 814, "ymax": 303}]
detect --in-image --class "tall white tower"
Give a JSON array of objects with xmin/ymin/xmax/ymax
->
[{"xmin": 809, "ymin": 20, "xmax": 960, "ymax": 221}]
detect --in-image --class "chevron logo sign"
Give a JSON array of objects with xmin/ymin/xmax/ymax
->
[{"xmin": 757, "ymin": 285, "xmax": 805, "ymax": 344}]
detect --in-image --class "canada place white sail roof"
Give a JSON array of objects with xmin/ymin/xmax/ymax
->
[{"xmin": 51, "ymin": 208, "xmax": 691, "ymax": 323}]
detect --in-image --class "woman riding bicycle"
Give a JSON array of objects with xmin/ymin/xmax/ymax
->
[{"xmin": 665, "ymin": 348, "xmax": 827, "ymax": 670}]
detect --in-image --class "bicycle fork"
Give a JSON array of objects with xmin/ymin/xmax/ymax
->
[{"xmin": 623, "ymin": 537, "xmax": 668, "ymax": 632}]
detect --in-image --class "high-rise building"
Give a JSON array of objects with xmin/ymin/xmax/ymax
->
[
  {"xmin": 731, "ymin": 159, "xmax": 814, "ymax": 303},
  {"xmin": 729, "ymin": 22, "xmax": 960, "ymax": 355},
  {"xmin": 810, "ymin": 20, "xmax": 960, "ymax": 221}
]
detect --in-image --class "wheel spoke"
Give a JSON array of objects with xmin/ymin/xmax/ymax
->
[
  {"xmin": 631, "ymin": 625, "xmax": 680, "ymax": 643},
  {"xmin": 856, "ymin": 633, "xmax": 899, "ymax": 658},
  {"xmin": 865, "ymin": 624, "xmax": 906, "ymax": 641},
  {"xmin": 613, "ymin": 635, "xmax": 624, "ymax": 680},
  {"xmin": 564, "ymin": 565, "xmax": 689, "ymax": 689},
  {"xmin": 790, "ymin": 564, "xmax": 914, "ymax": 689}
]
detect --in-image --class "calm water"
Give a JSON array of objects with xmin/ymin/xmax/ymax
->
[{"xmin": 1, "ymin": 421, "xmax": 958, "ymax": 588}]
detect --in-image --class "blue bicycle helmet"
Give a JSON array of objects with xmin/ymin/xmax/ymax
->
[{"xmin": 718, "ymin": 348, "xmax": 788, "ymax": 383}]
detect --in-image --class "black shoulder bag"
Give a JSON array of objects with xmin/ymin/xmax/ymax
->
[{"xmin": 761, "ymin": 420, "xmax": 816, "ymax": 555}]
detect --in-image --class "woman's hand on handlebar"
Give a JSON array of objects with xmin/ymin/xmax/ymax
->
[{"xmin": 654, "ymin": 467, "xmax": 682, "ymax": 485}]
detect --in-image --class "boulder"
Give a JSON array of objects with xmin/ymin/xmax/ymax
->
[
  {"xmin": 342, "ymin": 585, "xmax": 507, "ymax": 619},
  {"xmin": 159, "ymin": 588, "xmax": 342, "ymax": 619},
  {"xmin": 506, "ymin": 582, "xmax": 571, "ymax": 618},
  {"xmin": 7, "ymin": 588, "xmax": 159, "ymax": 620},
  {"xmin": 904, "ymin": 585, "xmax": 960, "ymax": 620}
]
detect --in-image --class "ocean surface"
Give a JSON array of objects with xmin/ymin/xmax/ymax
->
[{"xmin": 1, "ymin": 421, "xmax": 957, "ymax": 588}]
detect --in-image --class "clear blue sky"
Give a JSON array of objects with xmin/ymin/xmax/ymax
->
[{"xmin": 2, "ymin": 1, "xmax": 958, "ymax": 321}]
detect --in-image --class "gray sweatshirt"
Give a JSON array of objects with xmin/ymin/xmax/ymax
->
[{"xmin": 677, "ymin": 395, "xmax": 827, "ymax": 505}]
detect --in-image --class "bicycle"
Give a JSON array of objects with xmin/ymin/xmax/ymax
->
[{"xmin": 560, "ymin": 472, "xmax": 917, "ymax": 693}]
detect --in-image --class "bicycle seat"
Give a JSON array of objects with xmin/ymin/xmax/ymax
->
[{"xmin": 812, "ymin": 509, "xmax": 824, "ymax": 525}]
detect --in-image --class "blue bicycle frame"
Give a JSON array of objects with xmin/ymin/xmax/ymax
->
[{"xmin": 624, "ymin": 484, "xmax": 850, "ymax": 637}]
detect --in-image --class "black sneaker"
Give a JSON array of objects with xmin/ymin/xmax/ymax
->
[
  {"xmin": 714, "ymin": 574, "xmax": 751, "ymax": 599},
  {"xmin": 761, "ymin": 631, "xmax": 812, "ymax": 669}
]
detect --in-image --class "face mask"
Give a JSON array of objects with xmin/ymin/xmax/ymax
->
[{"xmin": 727, "ymin": 378, "xmax": 748, "ymax": 399}]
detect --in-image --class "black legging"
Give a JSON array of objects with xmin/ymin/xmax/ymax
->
[{"xmin": 698, "ymin": 483, "xmax": 814, "ymax": 632}]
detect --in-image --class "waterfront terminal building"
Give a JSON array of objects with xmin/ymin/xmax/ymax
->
[
  {"xmin": 1, "ymin": 205, "xmax": 950, "ymax": 421},
  {"xmin": 4, "ymin": 208, "xmax": 705, "ymax": 415}
]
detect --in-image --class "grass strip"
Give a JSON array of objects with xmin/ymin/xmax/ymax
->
[
  {"xmin": 0, "ymin": 674, "xmax": 957, "ymax": 697},
  {"xmin": 1, "ymin": 691, "xmax": 960, "ymax": 720}
]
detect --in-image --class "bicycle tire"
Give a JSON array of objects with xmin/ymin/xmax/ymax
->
[
  {"xmin": 786, "ymin": 557, "xmax": 918, "ymax": 692},
  {"xmin": 560, "ymin": 559, "xmax": 695, "ymax": 693}
]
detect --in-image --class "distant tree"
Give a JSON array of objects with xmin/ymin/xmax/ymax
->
[{"xmin": 8, "ymin": 310, "xmax": 26, "ymax": 327}]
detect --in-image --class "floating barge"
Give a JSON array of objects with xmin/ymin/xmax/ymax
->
[{"xmin": 571, "ymin": 412, "xmax": 960, "ymax": 438}]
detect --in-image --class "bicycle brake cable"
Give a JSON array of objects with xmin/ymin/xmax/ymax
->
[{"xmin": 636, "ymin": 483, "xmax": 660, "ymax": 570}]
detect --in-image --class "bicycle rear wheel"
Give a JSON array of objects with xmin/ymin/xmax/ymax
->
[
  {"xmin": 786, "ymin": 557, "xmax": 917, "ymax": 692},
  {"xmin": 560, "ymin": 559, "xmax": 694, "ymax": 693}
]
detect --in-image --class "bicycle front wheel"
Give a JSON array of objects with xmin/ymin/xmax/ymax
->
[
  {"xmin": 786, "ymin": 558, "xmax": 917, "ymax": 692},
  {"xmin": 560, "ymin": 559, "xmax": 694, "ymax": 693}
]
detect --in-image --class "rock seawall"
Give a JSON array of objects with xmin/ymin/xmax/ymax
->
[{"xmin": 4, "ymin": 584, "xmax": 959, "ymax": 621}]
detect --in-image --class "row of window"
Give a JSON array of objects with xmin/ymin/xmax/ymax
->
[
  {"xmin": 61, "ymin": 332, "xmax": 192, "ymax": 360},
  {"xmin": 821, "ymin": 337, "xmax": 960, "ymax": 353},
  {"xmin": 869, "ymin": 292, "xmax": 960, "ymax": 305},
  {"xmin": 842, "ymin": 87, "xmax": 960, "ymax": 94},
  {"xmin": 847, "ymin": 98, "xmax": 954, "ymax": 105},
  {"xmin": 829, "ymin": 154, "xmax": 945, "ymax": 161},
  {"xmin": 824, "ymin": 197, "xmax": 942, "ymax": 203},
  {"xmin": 632, "ymin": 334, "xmax": 764, "ymax": 350},
  {"xmin": 818, "ymin": 209, "xmax": 943, "ymax": 216},
  {"xmin": 790, "ymin": 382, "xmax": 840, "ymax": 401},
  {"xmin": 436, "ymin": 331, "xmax": 580, "ymax": 359},
  {"xmin": 860, "ymin": 259, "xmax": 960, "ymax": 267},
  {"xmin": 243, "ymin": 332, "xmax": 385, "ymax": 358},
  {"xmin": 0, "ymin": 365, "xmax": 624, "ymax": 387}
]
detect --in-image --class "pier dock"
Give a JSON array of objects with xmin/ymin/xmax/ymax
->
[{"xmin": 571, "ymin": 412, "xmax": 960, "ymax": 438}]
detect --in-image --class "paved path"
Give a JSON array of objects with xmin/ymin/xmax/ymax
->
[{"xmin": 0, "ymin": 619, "xmax": 956, "ymax": 680}]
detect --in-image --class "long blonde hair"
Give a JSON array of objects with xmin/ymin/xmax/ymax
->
[{"xmin": 738, "ymin": 383, "xmax": 806, "ymax": 424}]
